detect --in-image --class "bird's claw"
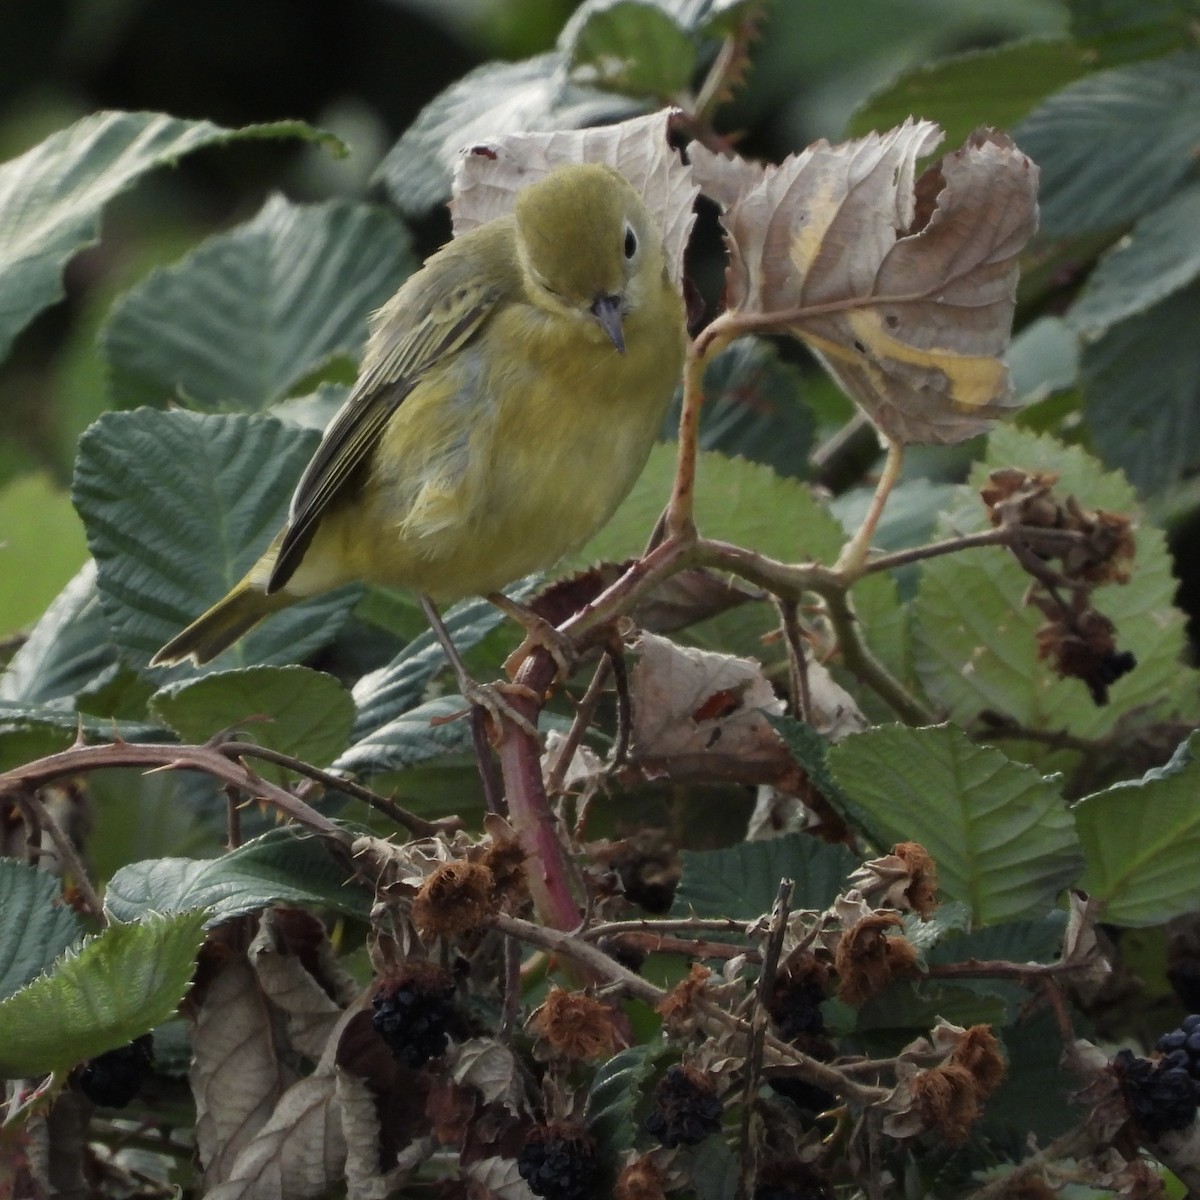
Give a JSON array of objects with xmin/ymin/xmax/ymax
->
[
  {"xmin": 503, "ymin": 616, "xmax": 578, "ymax": 683},
  {"xmin": 462, "ymin": 680, "xmax": 542, "ymax": 740}
]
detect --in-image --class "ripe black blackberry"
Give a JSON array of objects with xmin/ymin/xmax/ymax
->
[
  {"xmin": 768, "ymin": 973, "xmax": 827, "ymax": 1041},
  {"xmin": 77, "ymin": 1034, "xmax": 153, "ymax": 1108},
  {"xmin": 371, "ymin": 965, "xmax": 458, "ymax": 1068},
  {"xmin": 644, "ymin": 1064, "xmax": 724, "ymax": 1147},
  {"xmin": 1113, "ymin": 1047, "xmax": 1200, "ymax": 1137},
  {"xmin": 517, "ymin": 1124, "xmax": 598, "ymax": 1200}
]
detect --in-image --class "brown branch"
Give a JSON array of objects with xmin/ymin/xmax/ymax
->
[
  {"xmin": 0, "ymin": 740, "xmax": 352, "ymax": 844},
  {"xmin": 215, "ymin": 742, "xmax": 458, "ymax": 838},
  {"xmin": 12, "ymin": 789, "xmax": 105, "ymax": 923}
]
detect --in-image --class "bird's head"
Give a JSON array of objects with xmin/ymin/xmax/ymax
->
[{"xmin": 514, "ymin": 162, "xmax": 666, "ymax": 354}]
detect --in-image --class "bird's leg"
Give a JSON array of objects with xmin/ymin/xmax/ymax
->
[
  {"xmin": 419, "ymin": 595, "xmax": 541, "ymax": 740},
  {"xmin": 489, "ymin": 593, "xmax": 579, "ymax": 683}
]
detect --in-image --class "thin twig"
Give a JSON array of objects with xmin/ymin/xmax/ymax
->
[
  {"xmin": 777, "ymin": 598, "xmax": 812, "ymax": 723},
  {"xmin": 12, "ymin": 790, "xmax": 105, "ymax": 924},
  {"xmin": 215, "ymin": 742, "xmax": 459, "ymax": 837},
  {"xmin": 737, "ymin": 879, "xmax": 794, "ymax": 1200},
  {"xmin": 546, "ymin": 655, "xmax": 612, "ymax": 799},
  {"xmin": 835, "ymin": 437, "xmax": 904, "ymax": 579}
]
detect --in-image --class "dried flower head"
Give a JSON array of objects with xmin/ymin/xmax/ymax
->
[
  {"xmin": 835, "ymin": 913, "xmax": 919, "ymax": 1006},
  {"xmin": 657, "ymin": 963, "xmax": 712, "ymax": 1030},
  {"xmin": 411, "ymin": 860, "xmax": 494, "ymax": 940},
  {"xmin": 893, "ymin": 842, "xmax": 939, "ymax": 918},
  {"xmin": 531, "ymin": 987, "xmax": 619, "ymax": 1061},
  {"xmin": 911, "ymin": 1061, "xmax": 980, "ymax": 1145},
  {"xmin": 951, "ymin": 1024, "xmax": 1006, "ymax": 1096},
  {"xmin": 615, "ymin": 1155, "xmax": 668, "ymax": 1200}
]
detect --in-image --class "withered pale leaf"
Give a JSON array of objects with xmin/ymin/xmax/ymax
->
[
  {"xmin": 691, "ymin": 122, "xmax": 1039, "ymax": 444},
  {"xmin": 464, "ymin": 1155, "xmax": 539, "ymax": 1199},
  {"xmin": 338, "ymin": 1068, "xmax": 435, "ymax": 1200},
  {"xmin": 452, "ymin": 1038, "xmax": 528, "ymax": 1114},
  {"xmin": 249, "ymin": 911, "xmax": 356, "ymax": 1061},
  {"xmin": 192, "ymin": 956, "xmax": 295, "ymax": 1190},
  {"xmin": 629, "ymin": 631, "xmax": 786, "ymax": 765},
  {"xmin": 203, "ymin": 1072, "xmax": 346, "ymax": 1200},
  {"xmin": 450, "ymin": 108, "xmax": 698, "ymax": 287}
]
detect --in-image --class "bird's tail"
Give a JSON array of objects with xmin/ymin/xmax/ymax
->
[{"xmin": 150, "ymin": 582, "xmax": 294, "ymax": 666}]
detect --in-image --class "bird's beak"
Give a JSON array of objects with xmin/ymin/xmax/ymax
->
[{"xmin": 590, "ymin": 294, "xmax": 626, "ymax": 354}]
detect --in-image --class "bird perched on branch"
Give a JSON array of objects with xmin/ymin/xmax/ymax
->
[{"xmin": 152, "ymin": 162, "xmax": 686, "ymax": 675}]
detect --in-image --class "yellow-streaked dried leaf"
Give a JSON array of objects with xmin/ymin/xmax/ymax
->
[
  {"xmin": 450, "ymin": 108, "xmax": 697, "ymax": 287},
  {"xmin": 692, "ymin": 121, "xmax": 1038, "ymax": 444}
]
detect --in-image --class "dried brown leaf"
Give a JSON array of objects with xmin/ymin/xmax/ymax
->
[
  {"xmin": 451, "ymin": 108, "xmax": 698, "ymax": 287},
  {"xmin": 629, "ymin": 632, "xmax": 787, "ymax": 768},
  {"xmin": 202, "ymin": 1071, "xmax": 346, "ymax": 1200},
  {"xmin": 249, "ymin": 910, "xmax": 352, "ymax": 1061},
  {"xmin": 692, "ymin": 122, "xmax": 1038, "ymax": 444},
  {"xmin": 192, "ymin": 956, "xmax": 295, "ymax": 1189}
]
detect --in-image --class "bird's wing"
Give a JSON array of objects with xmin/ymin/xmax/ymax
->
[{"xmin": 268, "ymin": 236, "xmax": 511, "ymax": 593}]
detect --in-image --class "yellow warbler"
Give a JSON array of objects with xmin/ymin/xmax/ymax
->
[{"xmin": 152, "ymin": 162, "xmax": 686, "ymax": 666}]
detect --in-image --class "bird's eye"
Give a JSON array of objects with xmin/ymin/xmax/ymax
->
[{"xmin": 623, "ymin": 223, "xmax": 638, "ymax": 260}]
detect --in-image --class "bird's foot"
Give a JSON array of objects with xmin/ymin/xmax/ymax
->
[
  {"xmin": 502, "ymin": 614, "xmax": 578, "ymax": 683},
  {"xmin": 461, "ymin": 679, "xmax": 543, "ymax": 740}
]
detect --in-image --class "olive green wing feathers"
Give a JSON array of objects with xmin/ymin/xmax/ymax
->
[{"xmin": 267, "ymin": 234, "xmax": 512, "ymax": 593}]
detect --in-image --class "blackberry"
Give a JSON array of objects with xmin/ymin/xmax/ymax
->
[
  {"xmin": 77, "ymin": 1034, "xmax": 153, "ymax": 1108},
  {"xmin": 768, "ymin": 976, "xmax": 827, "ymax": 1041},
  {"xmin": 371, "ymin": 966, "xmax": 457, "ymax": 1067},
  {"xmin": 644, "ymin": 1065, "xmax": 723, "ymax": 1148},
  {"xmin": 1113, "ymin": 1048, "xmax": 1200, "ymax": 1137},
  {"xmin": 517, "ymin": 1124, "xmax": 598, "ymax": 1200}
]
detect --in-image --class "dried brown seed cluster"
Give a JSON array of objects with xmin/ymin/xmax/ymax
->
[
  {"xmin": 834, "ymin": 912, "xmax": 919, "ymax": 1006},
  {"xmin": 892, "ymin": 842, "xmax": 939, "ymax": 918},
  {"xmin": 410, "ymin": 835, "xmax": 529, "ymax": 941},
  {"xmin": 981, "ymin": 467, "xmax": 1138, "ymax": 705},
  {"xmin": 615, "ymin": 1155, "xmax": 668, "ymax": 1200},
  {"xmin": 910, "ymin": 1024, "xmax": 1006, "ymax": 1145},
  {"xmin": 530, "ymin": 987, "xmax": 620, "ymax": 1061}
]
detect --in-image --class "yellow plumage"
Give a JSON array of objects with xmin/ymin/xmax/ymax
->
[{"xmin": 152, "ymin": 162, "xmax": 686, "ymax": 666}]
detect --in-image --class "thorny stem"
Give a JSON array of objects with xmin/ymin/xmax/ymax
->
[
  {"xmin": 12, "ymin": 789, "xmax": 105, "ymax": 923},
  {"xmin": 546, "ymin": 654, "xmax": 612, "ymax": 800},
  {"xmin": 499, "ymin": 651, "xmax": 583, "ymax": 933},
  {"xmin": 0, "ymin": 740, "xmax": 352, "ymax": 844},
  {"xmin": 834, "ymin": 436, "xmax": 904, "ymax": 579}
]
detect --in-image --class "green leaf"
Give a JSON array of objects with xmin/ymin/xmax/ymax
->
[
  {"xmin": 925, "ymin": 912, "xmax": 1067, "ymax": 969},
  {"xmin": 580, "ymin": 444, "xmax": 846, "ymax": 568},
  {"xmin": 1013, "ymin": 50, "xmax": 1200, "ymax": 237},
  {"xmin": 847, "ymin": 39, "xmax": 1092, "ymax": 153},
  {"xmin": 560, "ymin": 0, "xmax": 697, "ymax": 96},
  {"xmin": 104, "ymin": 827, "xmax": 370, "ymax": 926},
  {"xmin": 1068, "ymin": 0, "xmax": 1200, "ymax": 64},
  {"xmin": 0, "ymin": 861, "xmax": 83, "ymax": 1002},
  {"xmin": 911, "ymin": 426, "xmax": 1196, "ymax": 739},
  {"xmin": 0, "ymin": 563, "xmax": 118, "ymax": 705},
  {"xmin": 827, "ymin": 725, "xmax": 1082, "ymax": 926},
  {"xmin": 0, "ymin": 472, "xmax": 90, "ymax": 638},
  {"xmin": 102, "ymin": 196, "xmax": 413, "ymax": 412},
  {"xmin": 0, "ymin": 111, "xmax": 336, "ymax": 363},
  {"xmin": 71, "ymin": 408, "xmax": 360, "ymax": 671},
  {"xmin": 348, "ymin": 592, "xmax": 532, "ymax": 743},
  {"xmin": 1069, "ymin": 182, "xmax": 1200, "ymax": 338},
  {"xmin": 374, "ymin": 54, "xmax": 643, "ymax": 215},
  {"xmin": 335, "ymin": 694, "xmax": 476, "ymax": 775},
  {"xmin": 0, "ymin": 910, "xmax": 207, "ymax": 1079},
  {"xmin": 1081, "ymin": 278, "xmax": 1200, "ymax": 493},
  {"xmin": 587, "ymin": 1042, "xmax": 667, "ymax": 1155},
  {"xmin": 1075, "ymin": 732, "xmax": 1200, "ymax": 926},
  {"xmin": 150, "ymin": 665, "xmax": 354, "ymax": 773},
  {"xmin": 667, "ymin": 337, "xmax": 814, "ymax": 480},
  {"xmin": 0, "ymin": 700, "xmax": 164, "ymax": 745},
  {"xmin": 854, "ymin": 980, "xmax": 1009, "ymax": 1039},
  {"xmin": 977, "ymin": 1009, "xmax": 1081, "ymax": 1145},
  {"xmin": 767, "ymin": 712, "xmax": 873, "ymax": 828},
  {"xmin": 672, "ymin": 833, "xmax": 859, "ymax": 921}
]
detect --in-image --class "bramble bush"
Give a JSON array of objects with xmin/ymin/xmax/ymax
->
[{"xmin": 3, "ymin": 1, "xmax": 1200, "ymax": 1196}]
